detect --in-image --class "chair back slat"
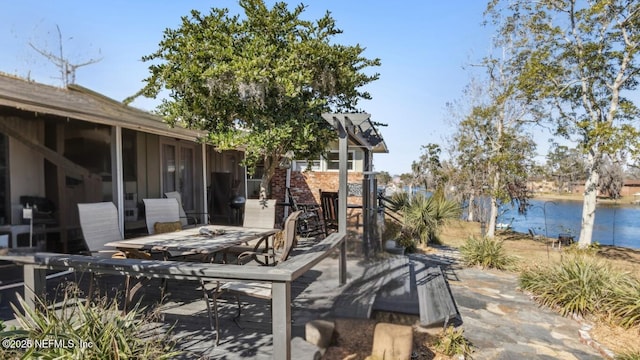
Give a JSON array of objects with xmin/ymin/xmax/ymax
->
[
  {"xmin": 276, "ymin": 210, "xmax": 303, "ymax": 264},
  {"xmin": 143, "ymin": 198, "xmax": 181, "ymax": 234},
  {"xmin": 243, "ymin": 199, "xmax": 277, "ymax": 229},
  {"xmin": 77, "ymin": 202, "xmax": 122, "ymax": 253}
]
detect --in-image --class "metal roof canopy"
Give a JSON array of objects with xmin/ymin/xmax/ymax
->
[{"xmin": 322, "ymin": 112, "xmax": 388, "ymax": 154}]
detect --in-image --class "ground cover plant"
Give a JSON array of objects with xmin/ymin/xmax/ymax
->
[
  {"xmin": 0, "ymin": 284, "xmax": 180, "ymax": 359},
  {"xmin": 459, "ymin": 236, "xmax": 515, "ymax": 270}
]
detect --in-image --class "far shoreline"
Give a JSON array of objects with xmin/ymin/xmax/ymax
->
[{"xmin": 533, "ymin": 192, "xmax": 639, "ymax": 206}]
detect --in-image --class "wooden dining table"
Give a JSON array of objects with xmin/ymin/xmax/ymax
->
[{"xmin": 105, "ymin": 225, "xmax": 280, "ymax": 259}]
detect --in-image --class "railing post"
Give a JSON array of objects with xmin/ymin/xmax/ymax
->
[
  {"xmin": 23, "ymin": 264, "xmax": 47, "ymax": 310},
  {"xmin": 272, "ymin": 281, "xmax": 292, "ymax": 359}
]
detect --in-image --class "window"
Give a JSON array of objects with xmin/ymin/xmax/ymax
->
[
  {"xmin": 325, "ymin": 151, "xmax": 355, "ymax": 171},
  {"xmin": 292, "ymin": 151, "xmax": 356, "ymax": 172},
  {"xmin": 292, "ymin": 160, "xmax": 321, "ymax": 172}
]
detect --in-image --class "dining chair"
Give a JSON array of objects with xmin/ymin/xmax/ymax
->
[
  {"xmin": 224, "ymin": 199, "xmax": 278, "ymax": 260},
  {"xmin": 143, "ymin": 198, "xmax": 182, "ymax": 235},
  {"xmin": 242, "ymin": 198, "xmax": 277, "ymax": 229},
  {"xmin": 209, "ymin": 210, "xmax": 302, "ymax": 345},
  {"xmin": 77, "ymin": 202, "xmax": 150, "ymax": 311},
  {"xmin": 319, "ymin": 190, "xmax": 339, "ymax": 236},
  {"xmin": 164, "ymin": 191, "xmax": 202, "ymax": 227}
]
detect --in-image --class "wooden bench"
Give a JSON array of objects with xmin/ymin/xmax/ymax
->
[{"xmin": 1, "ymin": 232, "xmax": 347, "ymax": 360}]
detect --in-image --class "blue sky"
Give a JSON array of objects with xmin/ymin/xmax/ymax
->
[{"xmin": 1, "ymin": 1, "xmax": 509, "ymax": 176}]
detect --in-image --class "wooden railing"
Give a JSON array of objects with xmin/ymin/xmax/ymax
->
[{"xmin": 1, "ymin": 232, "xmax": 347, "ymax": 360}]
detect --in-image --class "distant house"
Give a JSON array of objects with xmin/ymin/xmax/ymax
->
[{"xmin": 0, "ymin": 74, "xmax": 245, "ymax": 252}]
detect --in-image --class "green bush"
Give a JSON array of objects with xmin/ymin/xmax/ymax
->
[
  {"xmin": 460, "ymin": 236, "xmax": 516, "ymax": 270},
  {"xmin": 0, "ymin": 284, "xmax": 181, "ymax": 359},
  {"xmin": 601, "ymin": 275, "xmax": 640, "ymax": 329},
  {"xmin": 616, "ymin": 352, "xmax": 640, "ymax": 360},
  {"xmin": 435, "ymin": 326, "xmax": 473, "ymax": 357},
  {"xmin": 519, "ymin": 255, "xmax": 620, "ymax": 317}
]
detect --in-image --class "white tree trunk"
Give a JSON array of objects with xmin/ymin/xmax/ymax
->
[
  {"xmin": 467, "ymin": 193, "xmax": 475, "ymax": 222},
  {"xmin": 487, "ymin": 171, "xmax": 500, "ymax": 239},
  {"xmin": 578, "ymin": 152, "xmax": 599, "ymax": 247}
]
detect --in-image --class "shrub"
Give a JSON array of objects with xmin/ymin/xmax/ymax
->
[
  {"xmin": 519, "ymin": 255, "xmax": 618, "ymax": 317},
  {"xmin": 435, "ymin": 326, "xmax": 473, "ymax": 358},
  {"xmin": 616, "ymin": 351, "xmax": 640, "ymax": 360},
  {"xmin": 601, "ymin": 275, "xmax": 640, "ymax": 329},
  {"xmin": 460, "ymin": 236, "xmax": 515, "ymax": 270},
  {"xmin": 0, "ymin": 284, "xmax": 181, "ymax": 359}
]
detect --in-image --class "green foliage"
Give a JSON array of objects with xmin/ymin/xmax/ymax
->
[
  {"xmin": 601, "ymin": 276, "xmax": 640, "ymax": 329},
  {"xmin": 616, "ymin": 351, "xmax": 640, "ymax": 360},
  {"xmin": 519, "ymin": 255, "xmax": 619, "ymax": 317},
  {"xmin": 435, "ymin": 326, "xmax": 473, "ymax": 357},
  {"xmin": 388, "ymin": 192, "xmax": 460, "ymax": 246},
  {"xmin": 129, "ymin": 0, "xmax": 381, "ymax": 194},
  {"xmin": 487, "ymin": 0, "xmax": 640, "ymax": 245},
  {"xmin": 460, "ymin": 236, "xmax": 516, "ymax": 270},
  {"xmin": 0, "ymin": 284, "xmax": 180, "ymax": 359}
]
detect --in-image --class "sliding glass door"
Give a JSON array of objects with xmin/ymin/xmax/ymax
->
[{"xmin": 161, "ymin": 142, "xmax": 195, "ymax": 211}]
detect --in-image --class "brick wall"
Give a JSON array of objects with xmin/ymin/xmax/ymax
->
[{"xmin": 271, "ymin": 169, "xmax": 364, "ymax": 227}]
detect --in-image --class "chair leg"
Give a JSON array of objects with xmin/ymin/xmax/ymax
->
[
  {"xmin": 207, "ymin": 282, "xmax": 223, "ymax": 346},
  {"xmin": 232, "ymin": 294, "xmax": 243, "ymax": 329}
]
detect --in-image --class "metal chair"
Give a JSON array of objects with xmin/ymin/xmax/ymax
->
[
  {"xmin": 164, "ymin": 191, "xmax": 204, "ymax": 226},
  {"xmin": 286, "ymin": 188, "xmax": 323, "ymax": 237},
  {"xmin": 77, "ymin": 202, "xmax": 150, "ymax": 311},
  {"xmin": 210, "ymin": 210, "xmax": 302, "ymax": 345},
  {"xmin": 143, "ymin": 198, "xmax": 182, "ymax": 235}
]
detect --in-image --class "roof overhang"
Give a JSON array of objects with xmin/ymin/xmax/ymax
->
[
  {"xmin": 0, "ymin": 74, "xmax": 205, "ymax": 142},
  {"xmin": 321, "ymin": 112, "xmax": 389, "ymax": 153}
]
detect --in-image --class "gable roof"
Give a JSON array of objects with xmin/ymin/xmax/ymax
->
[{"xmin": 0, "ymin": 73, "xmax": 204, "ymax": 141}]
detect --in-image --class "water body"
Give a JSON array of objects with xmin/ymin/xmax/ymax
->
[{"xmin": 498, "ymin": 199, "xmax": 640, "ymax": 249}]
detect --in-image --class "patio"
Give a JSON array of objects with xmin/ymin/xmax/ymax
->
[{"xmin": 0, "ymin": 240, "xmax": 605, "ymax": 359}]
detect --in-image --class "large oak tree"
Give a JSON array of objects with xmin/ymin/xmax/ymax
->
[{"xmin": 127, "ymin": 0, "xmax": 380, "ymax": 199}]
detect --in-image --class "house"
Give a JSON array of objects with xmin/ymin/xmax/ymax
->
[
  {"xmin": 0, "ymin": 73, "xmax": 244, "ymax": 252},
  {"xmin": 270, "ymin": 113, "xmax": 388, "ymax": 254}
]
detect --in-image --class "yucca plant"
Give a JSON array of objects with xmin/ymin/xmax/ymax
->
[
  {"xmin": 616, "ymin": 351, "xmax": 640, "ymax": 360},
  {"xmin": 519, "ymin": 254, "xmax": 617, "ymax": 317},
  {"xmin": 387, "ymin": 190, "xmax": 461, "ymax": 246},
  {"xmin": 0, "ymin": 283, "xmax": 181, "ymax": 359},
  {"xmin": 460, "ymin": 236, "xmax": 515, "ymax": 270},
  {"xmin": 601, "ymin": 275, "xmax": 640, "ymax": 329},
  {"xmin": 435, "ymin": 326, "xmax": 473, "ymax": 358}
]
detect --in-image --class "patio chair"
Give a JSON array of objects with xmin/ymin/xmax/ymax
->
[
  {"xmin": 143, "ymin": 198, "xmax": 183, "ymax": 235},
  {"xmin": 77, "ymin": 202, "xmax": 150, "ymax": 310},
  {"xmin": 164, "ymin": 191, "xmax": 203, "ymax": 227},
  {"xmin": 224, "ymin": 199, "xmax": 278, "ymax": 261},
  {"xmin": 209, "ymin": 210, "xmax": 302, "ymax": 344},
  {"xmin": 286, "ymin": 188, "xmax": 323, "ymax": 237},
  {"xmin": 319, "ymin": 190, "xmax": 339, "ymax": 236}
]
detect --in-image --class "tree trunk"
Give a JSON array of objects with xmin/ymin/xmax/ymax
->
[
  {"xmin": 487, "ymin": 170, "xmax": 500, "ymax": 239},
  {"xmin": 467, "ymin": 193, "xmax": 475, "ymax": 222},
  {"xmin": 259, "ymin": 156, "xmax": 277, "ymax": 201},
  {"xmin": 578, "ymin": 152, "xmax": 599, "ymax": 247}
]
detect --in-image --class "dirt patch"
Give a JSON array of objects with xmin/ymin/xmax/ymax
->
[{"xmin": 322, "ymin": 318, "xmax": 454, "ymax": 360}]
